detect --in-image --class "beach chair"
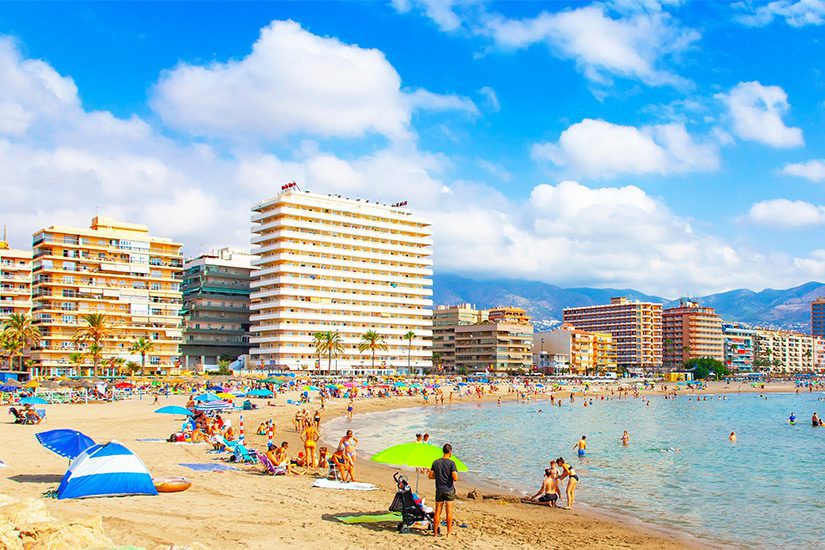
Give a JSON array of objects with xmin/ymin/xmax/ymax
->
[
  {"xmin": 327, "ymin": 461, "xmax": 341, "ymax": 481},
  {"xmin": 8, "ymin": 407, "xmax": 24, "ymax": 424},
  {"xmin": 254, "ymin": 450, "xmax": 286, "ymax": 475},
  {"xmin": 389, "ymin": 473, "xmax": 434, "ymax": 534},
  {"xmin": 230, "ymin": 443, "xmax": 258, "ymax": 464}
]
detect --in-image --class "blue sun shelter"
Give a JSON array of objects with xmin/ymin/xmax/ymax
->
[{"xmin": 56, "ymin": 440, "xmax": 158, "ymax": 499}]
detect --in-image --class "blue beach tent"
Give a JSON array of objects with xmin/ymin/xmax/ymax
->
[{"xmin": 56, "ymin": 440, "xmax": 157, "ymax": 499}]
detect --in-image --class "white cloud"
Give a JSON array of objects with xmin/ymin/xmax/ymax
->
[
  {"xmin": 479, "ymin": 5, "xmax": 698, "ymax": 87},
  {"xmin": 735, "ymin": 0, "xmax": 825, "ymax": 27},
  {"xmin": 716, "ymin": 81, "xmax": 804, "ymax": 147},
  {"xmin": 478, "ymin": 86, "xmax": 500, "ymax": 112},
  {"xmin": 152, "ymin": 20, "xmax": 472, "ymax": 142},
  {"xmin": 781, "ymin": 159, "xmax": 825, "ymax": 182},
  {"xmin": 391, "ymin": 0, "xmax": 467, "ymax": 31},
  {"xmin": 531, "ymin": 118, "xmax": 719, "ymax": 178},
  {"xmin": 746, "ymin": 199, "xmax": 825, "ymax": 228}
]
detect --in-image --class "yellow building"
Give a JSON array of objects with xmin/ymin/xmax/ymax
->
[
  {"xmin": 533, "ymin": 323, "xmax": 617, "ymax": 375},
  {"xmin": 250, "ymin": 189, "xmax": 433, "ymax": 373},
  {"xmin": 432, "ymin": 304, "xmax": 488, "ymax": 371},
  {"xmin": 0, "ymin": 241, "xmax": 32, "ymax": 322},
  {"xmin": 29, "ymin": 217, "xmax": 183, "ymax": 377}
]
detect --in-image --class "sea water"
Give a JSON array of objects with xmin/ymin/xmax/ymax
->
[{"xmin": 326, "ymin": 391, "xmax": 825, "ymax": 549}]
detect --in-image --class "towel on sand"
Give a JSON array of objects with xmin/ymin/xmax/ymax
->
[
  {"xmin": 335, "ymin": 512, "xmax": 402, "ymax": 524},
  {"xmin": 179, "ymin": 463, "xmax": 239, "ymax": 472},
  {"xmin": 312, "ymin": 479, "xmax": 377, "ymax": 491}
]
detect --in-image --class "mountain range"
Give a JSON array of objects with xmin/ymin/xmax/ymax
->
[{"xmin": 433, "ymin": 274, "xmax": 825, "ymax": 331}]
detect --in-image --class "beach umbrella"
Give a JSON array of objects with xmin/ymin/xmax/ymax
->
[
  {"xmin": 247, "ymin": 389, "xmax": 273, "ymax": 397},
  {"xmin": 36, "ymin": 429, "xmax": 95, "ymax": 460},
  {"xmin": 24, "ymin": 380, "xmax": 39, "ymax": 389},
  {"xmin": 0, "ymin": 385, "xmax": 19, "ymax": 392},
  {"xmin": 19, "ymin": 396, "xmax": 48, "ymax": 405},
  {"xmin": 194, "ymin": 392, "xmax": 221, "ymax": 402},
  {"xmin": 324, "ymin": 384, "xmax": 338, "ymax": 390},
  {"xmin": 371, "ymin": 442, "xmax": 468, "ymax": 492},
  {"xmin": 301, "ymin": 385, "xmax": 320, "ymax": 391},
  {"xmin": 216, "ymin": 392, "xmax": 236, "ymax": 400},
  {"xmin": 115, "ymin": 382, "xmax": 133, "ymax": 389},
  {"xmin": 207, "ymin": 385, "xmax": 225, "ymax": 392},
  {"xmin": 343, "ymin": 382, "xmax": 355, "ymax": 388},
  {"xmin": 2, "ymin": 379, "xmax": 21, "ymax": 387},
  {"xmin": 154, "ymin": 406, "xmax": 193, "ymax": 416}
]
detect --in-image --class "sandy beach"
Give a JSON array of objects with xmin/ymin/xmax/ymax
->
[{"xmin": 1, "ymin": 380, "xmax": 792, "ymax": 549}]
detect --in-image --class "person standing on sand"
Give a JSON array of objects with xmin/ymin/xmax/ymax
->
[
  {"xmin": 429, "ymin": 443, "xmax": 459, "ymax": 537},
  {"xmin": 301, "ymin": 422, "xmax": 320, "ymax": 468},
  {"xmin": 556, "ymin": 457, "xmax": 579, "ymax": 509},
  {"xmin": 347, "ymin": 399, "xmax": 354, "ymax": 420}
]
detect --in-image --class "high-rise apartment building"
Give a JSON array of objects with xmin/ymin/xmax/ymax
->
[
  {"xmin": 250, "ymin": 189, "xmax": 432, "ymax": 373},
  {"xmin": 432, "ymin": 304, "xmax": 488, "ymax": 371},
  {"xmin": 754, "ymin": 328, "xmax": 820, "ymax": 373},
  {"xmin": 0, "ymin": 240, "xmax": 32, "ymax": 322},
  {"xmin": 722, "ymin": 323, "xmax": 755, "ymax": 373},
  {"xmin": 181, "ymin": 248, "xmax": 256, "ymax": 372},
  {"xmin": 812, "ymin": 297, "xmax": 825, "ymax": 338},
  {"xmin": 533, "ymin": 323, "xmax": 617, "ymax": 375},
  {"xmin": 30, "ymin": 217, "xmax": 183, "ymax": 377},
  {"xmin": 662, "ymin": 299, "xmax": 724, "ymax": 368},
  {"xmin": 563, "ymin": 297, "xmax": 662, "ymax": 371},
  {"xmin": 454, "ymin": 307, "xmax": 533, "ymax": 372}
]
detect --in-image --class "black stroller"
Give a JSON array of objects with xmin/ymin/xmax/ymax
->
[{"xmin": 389, "ymin": 472, "xmax": 434, "ymax": 534}]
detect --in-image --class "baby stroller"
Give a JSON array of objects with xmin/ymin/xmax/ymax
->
[{"xmin": 389, "ymin": 472, "xmax": 434, "ymax": 534}]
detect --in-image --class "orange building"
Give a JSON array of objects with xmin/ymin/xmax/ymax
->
[{"xmin": 662, "ymin": 299, "xmax": 724, "ymax": 368}]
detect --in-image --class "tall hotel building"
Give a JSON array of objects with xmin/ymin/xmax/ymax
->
[
  {"xmin": 563, "ymin": 297, "xmax": 662, "ymax": 371},
  {"xmin": 662, "ymin": 299, "xmax": 724, "ymax": 368},
  {"xmin": 30, "ymin": 217, "xmax": 183, "ymax": 376},
  {"xmin": 249, "ymin": 189, "xmax": 433, "ymax": 372},
  {"xmin": 812, "ymin": 297, "xmax": 825, "ymax": 338},
  {"xmin": 0, "ymin": 237, "xmax": 32, "ymax": 322}
]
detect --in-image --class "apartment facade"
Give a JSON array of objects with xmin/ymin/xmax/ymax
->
[
  {"xmin": 812, "ymin": 297, "xmax": 825, "ymax": 339},
  {"xmin": 250, "ymin": 190, "xmax": 433, "ymax": 373},
  {"xmin": 181, "ymin": 248, "xmax": 256, "ymax": 372},
  {"xmin": 662, "ymin": 299, "xmax": 724, "ymax": 368},
  {"xmin": 563, "ymin": 297, "xmax": 662, "ymax": 371},
  {"xmin": 754, "ymin": 328, "xmax": 821, "ymax": 373},
  {"xmin": 533, "ymin": 323, "xmax": 617, "ymax": 375},
  {"xmin": 0, "ymin": 243, "xmax": 32, "ymax": 322},
  {"xmin": 454, "ymin": 307, "xmax": 533, "ymax": 372},
  {"xmin": 29, "ymin": 217, "xmax": 183, "ymax": 377},
  {"xmin": 722, "ymin": 323, "xmax": 755, "ymax": 373},
  {"xmin": 432, "ymin": 304, "xmax": 488, "ymax": 371}
]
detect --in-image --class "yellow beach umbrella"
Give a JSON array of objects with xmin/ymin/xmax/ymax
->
[
  {"xmin": 25, "ymin": 380, "xmax": 39, "ymax": 388},
  {"xmin": 216, "ymin": 392, "xmax": 236, "ymax": 400}
]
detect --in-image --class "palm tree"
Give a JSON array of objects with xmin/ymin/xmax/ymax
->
[
  {"xmin": 358, "ymin": 330, "xmax": 387, "ymax": 372},
  {"xmin": 67, "ymin": 351, "xmax": 86, "ymax": 376},
  {"xmin": 2, "ymin": 313, "xmax": 41, "ymax": 370},
  {"xmin": 312, "ymin": 331, "xmax": 326, "ymax": 372},
  {"xmin": 403, "ymin": 330, "xmax": 416, "ymax": 371},
  {"xmin": 129, "ymin": 337, "xmax": 154, "ymax": 377},
  {"xmin": 72, "ymin": 313, "xmax": 114, "ymax": 377},
  {"xmin": 0, "ymin": 333, "xmax": 23, "ymax": 371},
  {"xmin": 432, "ymin": 351, "xmax": 443, "ymax": 372},
  {"xmin": 110, "ymin": 357, "xmax": 127, "ymax": 377},
  {"xmin": 314, "ymin": 330, "xmax": 344, "ymax": 374}
]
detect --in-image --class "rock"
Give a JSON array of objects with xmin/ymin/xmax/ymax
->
[
  {"xmin": 27, "ymin": 516, "xmax": 115, "ymax": 550},
  {"xmin": 466, "ymin": 489, "xmax": 479, "ymax": 500},
  {"xmin": 0, "ymin": 499, "xmax": 54, "ymax": 529},
  {"xmin": 0, "ymin": 518, "xmax": 24, "ymax": 550}
]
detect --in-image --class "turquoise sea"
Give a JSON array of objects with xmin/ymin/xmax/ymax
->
[{"xmin": 327, "ymin": 391, "xmax": 825, "ymax": 549}]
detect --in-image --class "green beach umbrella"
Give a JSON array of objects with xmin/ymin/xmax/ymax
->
[{"xmin": 371, "ymin": 442, "xmax": 468, "ymax": 492}]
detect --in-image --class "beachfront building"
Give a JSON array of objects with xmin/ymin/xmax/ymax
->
[
  {"xmin": 29, "ymin": 217, "xmax": 183, "ymax": 377},
  {"xmin": 0, "ymin": 240, "xmax": 32, "ymax": 322},
  {"xmin": 533, "ymin": 323, "xmax": 617, "ymax": 375},
  {"xmin": 662, "ymin": 299, "xmax": 724, "ymax": 369},
  {"xmin": 432, "ymin": 304, "xmax": 488, "ymax": 372},
  {"xmin": 181, "ymin": 248, "xmax": 256, "ymax": 372},
  {"xmin": 250, "ymin": 188, "xmax": 433, "ymax": 373},
  {"xmin": 563, "ymin": 298, "xmax": 662, "ymax": 372},
  {"xmin": 454, "ymin": 307, "xmax": 533, "ymax": 372},
  {"xmin": 753, "ymin": 328, "xmax": 820, "ymax": 373},
  {"xmin": 812, "ymin": 297, "xmax": 825, "ymax": 338},
  {"xmin": 722, "ymin": 323, "xmax": 756, "ymax": 373}
]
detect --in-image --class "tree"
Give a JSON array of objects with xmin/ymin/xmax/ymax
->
[
  {"xmin": 129, "ymin": 337, "xmax": 154, "ymax": 377},
  {"xmin": 315, "ymin": 330, "xmax": 344, "ymax": 374},
  {"xmin": 72, "ymin": 313, "xmax": 114, "ymax": 377},
  {"xmin": 683, "ymin": 357, "xmax": 728, "ymax": 380},
  {"xmin": 216, "ymin": 359, "xmax": 232, "ymax": 375},
  {"xmin": 403, "ymin": 330, "xmax": 416, "ymax": 371},
  {"xmin": 312, "ymin": 331, "xmax": 326, "ymax": 372},
  {"xmin": 109, "ymin": 357, "xmax": 127, "ymax": 377},
  {"xmin": 358, "ymin": 330, "xmax": 387, "ymax": 372},
  {"xmin": 125, "ymin": 360, "xmax": 141, "ymax": 375},
  {"xmin": 0, "ymin": 333, "xmax": 23, "ymax": 371},
  {"xmin": 67, "ymin": 351, "xmax": 86, "ymax": 376},
  {"xmin": 2, "ymin": 313, "xmax": 41, "ymax": 370},
  {"xmin": 432, "ymin": 352, "xmax": 443, "ymax": 372}
]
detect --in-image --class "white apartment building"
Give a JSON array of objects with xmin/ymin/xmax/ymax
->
[{"xmin": 249, "ymin": 189, "xmax": 433, "ymax": 372}]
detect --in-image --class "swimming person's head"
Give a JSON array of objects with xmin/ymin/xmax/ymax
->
[
  {"xmin": 442, "ymin": 443, "xmax": 452, "ymax": 457},
  {"xmin": 582, "ymin": 435, "xmax": 586, "ymax": 440}
]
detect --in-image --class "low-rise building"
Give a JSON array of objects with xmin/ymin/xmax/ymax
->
[
  {"xmin": 722, "ymin": 323, "xmax": 755, "ymax": 373},
  {"xmin": 454, "ymin": 307, "xmax": 533, "ymax": 373},
  {"xmin": 662, "ymin": 299, "xmax": 724, "ymax": 368},
  {"xmin": 533, "ymin": 323, "xmax": 616, "ymax": 375},
  {"xmin": 181, "ymin": 248, "xmax": 256, "ymax": 372},
  {"xmin": 754, "ymin": 328, "xmax": 819, "ymax": 373},
  {"xmin": 432, "ymin": 304, "xmax": 487, "ymax": 372}
]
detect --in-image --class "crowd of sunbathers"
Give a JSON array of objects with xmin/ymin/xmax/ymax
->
[{"xmin": 8, "ymin": 404, "xmax": 44, "ymax": 424}]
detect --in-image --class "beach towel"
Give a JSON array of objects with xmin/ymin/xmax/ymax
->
[
  {"xmin": 335, "ymin": 512, "xmax": 401, "ymax": 524},
  {"xmin": 312, "ymin": 479, "xmax": 377, "ymax": 491},
  {"xmin": 135, "ymin": 438, "xmax": 166, "ymax": 442},
  {"xmin": 178, "ymin": 463, "xmax": 240, "ymax": 472}
]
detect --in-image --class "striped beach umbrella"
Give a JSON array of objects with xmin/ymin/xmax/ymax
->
[{"xmin": 239, "ymin": 414, "xmax": 245, "ymax": 445}]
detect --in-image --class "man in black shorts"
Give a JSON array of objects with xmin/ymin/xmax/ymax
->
[
  {"xmin": 526, "ymin": 468, "xmax": 559, "ymax": 507},
  {"xmin": 428, "ymin": 443, "xmax": 459, "ymax": 537}
]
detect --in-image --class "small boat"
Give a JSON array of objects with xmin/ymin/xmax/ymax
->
[{"xmin": 153, "ymin": 477, "xmax": 192, "ymax": 493}]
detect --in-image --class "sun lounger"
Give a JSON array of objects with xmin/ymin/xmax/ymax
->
[
  {"xmin": 230, "ymin": 443, "xmax": 257, "ymax": 464},
  {"xmin": 254, "ymin": 450, "xmax": 286, "ymax": 475}
]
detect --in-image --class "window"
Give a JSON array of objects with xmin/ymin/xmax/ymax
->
[
  {"xmin": 149, "ymin": 356, "xmax": 160, "ymax": 365},
  {"xmin": 62, "ymin": 314, "xmax": 76, "ymax": 324}
]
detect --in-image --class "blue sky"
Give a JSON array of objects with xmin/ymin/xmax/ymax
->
[{"xmin": 0, "ymin": 1, "xmax": 824, "ymax": 296}]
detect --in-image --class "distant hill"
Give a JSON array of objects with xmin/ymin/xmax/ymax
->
[{"xmin": 432, "ymin": 274, "xmax": 825, "ymax": 331}]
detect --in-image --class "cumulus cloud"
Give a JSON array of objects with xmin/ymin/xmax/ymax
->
[
  {"xmin": 716, "ymin": 81, "xmax": 804, "ymax": 147},
  {"xmin": 781, "ymin": 159, "xmax": 825, "ymax": 182},
  {"xmin": 531, "ymin": 118, "xmax": 719, "ymax": 178},
  {"xmin": 152, "ymin": 20, "xmax": 472, "ymax": 142},
  {"xmin": 479, "ymin": 5, "xmax": 698, "ymax": 87},
  {"xmin": 391, "ymin": 0, "xmax": 468, "ymax": 31},
  {"xmin": 746, "ymin": 199, "xmax": 825, "ymax": 228},
  {"xmin": 734, "ymin": 0, "xmax": 825, "ymax": 27}
]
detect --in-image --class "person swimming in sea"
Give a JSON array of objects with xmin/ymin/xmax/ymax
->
[
  {"xmin": 729, "ymin": 432, "xmax": 736, "ymax": 444},
  {"xmin": 789, "ymin": 413, "xmax": 796, "ymax": 425},
  {"xmin": 813, "ymin": 412, "xmax": 822, "ymax": 427},
  {"xmin": 574, "ymin": 435, "xmax": 587, "ymax": 457},
  {"xmin": 621, "ymin": 430, "xmax": 629, "ymax": 447}
]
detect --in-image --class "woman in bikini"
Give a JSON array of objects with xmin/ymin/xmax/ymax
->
[
  {"xmin": 555, "ymin": 457, "xmax": 579, "ymax": 509},
  {"xmin": 301, "ymin": 422, "xmax": 320, "ymax": 468},
  {"xmin": 337, "ymin": 430, "xmax": 359, "ymax": 480}
]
